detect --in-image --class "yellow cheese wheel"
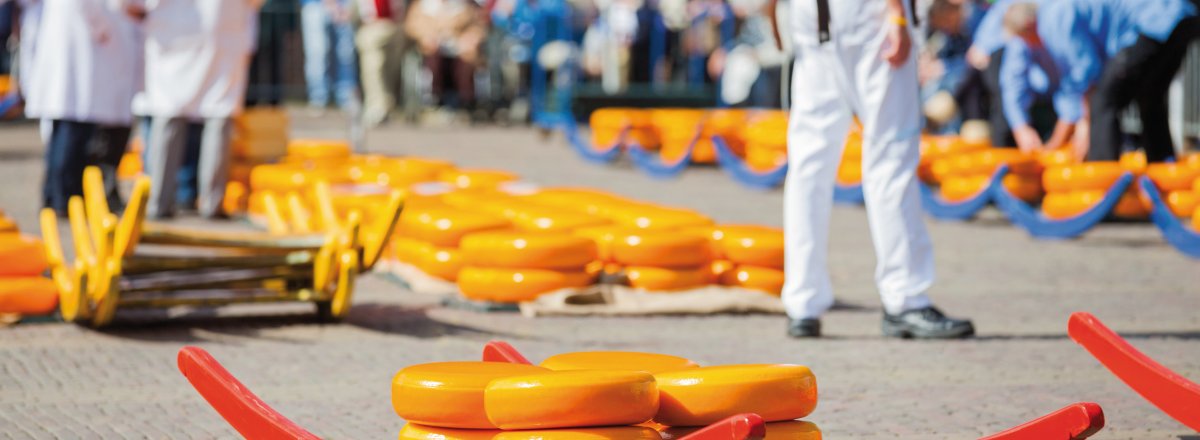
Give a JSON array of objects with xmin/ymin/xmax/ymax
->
[
  {"xmin": 461, "ymin": 232, "xmax": 597, "ymax": 270},
  {"xmin": 509, "ymin": 207, "xmax": 611, "ymax": 232},
  {"xmin": 744, "ymin": 146, "xmax": 787, "ymax": 172},
  {"xmin": 223, "ymin": 181, "xmax": 249, "ymax": 215},
  {"xmin": 1146, "ymin": 163, "xmax": 1200, "ymax": 192},
  {"xmin": 709, "ymin": 260, "xmax": 735, "ymax": 281},
  {"xmin": 249, "ymin": 163, "xmax": 351, "ymax": 193},
  {"xmin": 520, "ymin": 188, "xmax": 631, "ymax": 216},
  {"xmin": 921, "ymin": 135, "xmax": 983, "ymax": 159},
  {"xmin": 1194, "ymin": 175, "xmax": 1200, "ymax": 194},
  {"xmin": 606, "ymin": 206, "xmax": 714, "ymax": 230},
  {"xmin": 590, "ymin": 108, "xmax": 650, "ymax": 130},
  {"xmin": 392, "ymin": 362, "xmax": 550, "ymax": 429},
  {"xmin": 715, "ymin": 226, "xmax": 784, "ymax": 269},
  {"xmin": 539, "ymin": 352, "xmax": 699, "ymax": 374},
  {"xmin": 836, "ymin": 161, "xmax": 862, "ymax": 185},
  {"xmin": 398, "ymin": 206, "xmax": 511, "ymax": 247},
  {"xmin": 0, "ymin": 235, "xmax": 48, "ymax": 276},
  {"xmin": 117, "ymin": 151, "xmax": 143, "ymax": 179},
  {"xmin": 719, "ymin": 266, "xmax": 784, "ymax": 296},
  {"xmin": 625, "ymin": 266, "xmax": 711, "ymax": 291},
  {"xmin": 1119, "ymin": 150, "xmax": 1148, "ymax": 174},
  {"xmin": 1002, "ymin": 174, "xmax": 1044, "ymax": 203},
  {"xmin": 960, "ymin": 148, "xmax": 1043, "ymax": 176},
  {"xmin": 0, "ymin": 277, "xmax": 58, "ymax": 315},
  {"xmin": 458, "ymin": 267, "xmax": 595, "ymax": 302},
  {"xmin": 1041, "ymin": 191, "xmax": 1105, "ymax": 220},
  {"xmin": 348, "ymin": 156, "xmax": 455, "ymax": 187},
  {"xmin": 741, "ymin": 112, "xmax": 787, "ymax": 149},
  {"xmin": 1038, "ymin": 148, "xmax": 1078, "ymax": 168},
  {"xmin": 573, "ymin": 226, "xmax": 639, "ymax": 262},
  {"xmin": 484, "ymin": 370, "xmax": 659, "ymax": 430},
  {"xmin": 439, "ymin": 169, "xmax": 520, "ymax": 190},
  {"xmin": 1165, "ymin": 190, "xmax": 1199, "ymax": 218},
  {"xmin": 1042, "ymin": 162, "xmax": 1125, "ymax": 193},
  {"xmin": 330, "ymin": 184, "xmax": 395, "ymax": 219},
  {"xmin": 654, "ymin": 364, "xmax": 817, "ymax": 426},
  {"xmin": 416, "ymin": 246, "xmax": 464, "ymax": 281},
  {"xmin": 611, "ymin": 232, "xmax": 711, "ymax": 268},
  {"xmin": 392, "ymin": 237, "xmax": 436, "ymax": 264},
  {"xmin": 1112, "ymin": 190, "xmax": 1149, "ymax": 220},
  {"xmin": 287, "ymin": 139, "xmax": 351, "ymax": 161},
  {"xmin": 0, "ymin": 215, "xmax": 19, "ymax": 234},
  {"xmin": 399, "ymin": 424, "xmax": 500, "ymax": 440},
  {"xmin": 939, "ymin": 175, "xmax": 990, "ymax": 202},
  {"xmin": 495, "ymin": 426, "xmax": 663, "ymax": 440}
]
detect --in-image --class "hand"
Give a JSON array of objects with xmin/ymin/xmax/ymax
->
[
  {"xmin": 881, "ymin": 19, "xmax": 911, "ymax": 67},
  {"xmin": 1013, "ymin": 125, "xmax": 1044, "ymax": 153},
  {"xmin": 966, "ymin": 46, "xmax": 990, "ymax": 70}
]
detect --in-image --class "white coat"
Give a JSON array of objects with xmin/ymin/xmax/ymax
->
[
  {"xmin": 16, "ymin": 0, "xmax": 43, "ymax": 99},
  {"xmin": 142, "ymin": 0, "xmax": 261, "ymax": 119},
  {"xmin": 24, "ymin": 0, "xmax": 142, "ymax": 125}
]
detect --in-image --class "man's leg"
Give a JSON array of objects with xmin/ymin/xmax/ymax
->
[
  {"xmin": 145, "ymin": 117, "xmax": 187, "ymax": 219},
  {"xmin": 1134, "ymin": 17, "xmax": 1200, "ymax": 162},
  {"xmin": 332, "ymin": 20, "xmax": 360, "ymax": 109},
  {"xmin": 196, "ymin": 118, "xmax": 232, "ymax": 219},
  {"xmin": 87, "ymin": 125, "xmax": 132, "ymax": 210},
  {"xmin": 849, "ymin": 37, "xmax": 935, "ymax": 318},
  {"xmin": 781, "ymin": 44, "xmax": 853, "ymax": 327},
  {"xmin": 300, "ymin": 2, "xmax": 332, "ymax": 107},
  {"xmin": 1087, "ymin": 36, "xmax": 1159, "ymax": 162},
  {"xmin": 983, "ymin": 48, "xmax": 1014, "ymax": 147},
  {"xmin": 44, "ymin": 120, "xmax": 96, "ymax": 212},
  {"xmin": 357, "ymin": 22, "xmax": 394, "ymax": 125}
]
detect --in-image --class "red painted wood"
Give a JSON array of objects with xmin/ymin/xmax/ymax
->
[
  {"xmin": 177, "ymin": 346, "xmax": 321, "ymax": 440},
  {"xmin": 1069, "ymin": 311, "xmax": 1200, "ymax": 431},
  {"xmin": 677, "ymin": 414, "xmax": 766, "ymax": 440},
  {"xmin": 979, "ymin": 403, "xmax": 1104, "ymax": 440},
  {"xmin": 482, "ymin": 340, "xmax": 534, "ymax": 365}
]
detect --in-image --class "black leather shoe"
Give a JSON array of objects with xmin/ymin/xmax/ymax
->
[
  {"xmin": 787, "ymin": 318, "xmax": 821, "ymax": 338},
  {"xmin": 882, "ymin": 306, "xmax": 974, "ymax": 339}
]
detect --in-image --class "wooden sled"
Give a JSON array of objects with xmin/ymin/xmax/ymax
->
[
  {"xmin": 991, "ymin": 170, "xmax": 1134, "ymax": 240},
  {"xmin": 1069, "ymin": 312, "xmax": 1200, "ymax": 431},
  {"xmin": 563, "ymin": 119, "xmax": 623, "ymax": 164},
  {"xmin": 177, "ymin": 346, "xmax": 767, "ymax": 440},
  {"xmin": 1138, "ymin": 176, "xmax": 1200, "ymax": 259},
  {"xmin": 712, "ymin": 136, "xmax": 787, "ymax": 190},
  {"xmin": 919, "ymin": 166, "xmax": 1006, "ymax": 221}
]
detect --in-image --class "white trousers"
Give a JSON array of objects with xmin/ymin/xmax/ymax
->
[{"xmin": 782, "ymin": 21, "xmax": 935, "ymax": 319}]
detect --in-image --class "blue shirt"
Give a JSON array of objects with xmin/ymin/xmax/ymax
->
[{"xmin": 1000, "ymin": 38, "xmax": 1061, "ymax": 127}]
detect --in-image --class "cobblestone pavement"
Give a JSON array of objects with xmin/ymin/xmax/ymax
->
[{"xmin": 1, "ymin": 114, "xmax": 1198, "ymax": 439}]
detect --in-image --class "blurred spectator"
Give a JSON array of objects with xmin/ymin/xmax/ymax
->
[
  {"xmin": 246, "ymin": 0, "xmax": 299, "ymax": 107},
  {"xmin": 141, "ymin": 0, "xmax": 260, "ymax": 219},
  {"xmin": 351, "ymin": 0, "xmax": 407, "ymax": 126},
  {"xmin": 406, "ymin": 0, "xmax": 486, "ymax": 110},
  {"xmin": 0, "ymin": 1, "xmax": 12, "ymax": 74},
  {"xmin": 717, "ymin": 0, "xmax": 789, "ymax": 107},
  {"xmin": 301, "ymin": 0, "xmax": 358, "ymax": 111},
  {"xmin": 919, "ymin": 0, "xmax": 969, "ymax": 132},
  {"xmin": 967, "ymin": 0, "xmax": 1050, "ymax": 147},
  {"xmin": 27, "ymin": 0, "xmax": 140, "ymax": 213},
  {"xmin": 1003, "ymin": 0, "xmax": 1199, "ymax": 161},
  {"xmin": 12, "ymin": 0, "xmax": 42, "ymax": 104}
]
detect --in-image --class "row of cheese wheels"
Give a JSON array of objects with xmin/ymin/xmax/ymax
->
[
  {"xmin": 400, "ymin": 420, "xmax": 820, "ymax": 440},
  {"xmin": 590, "ymin": 108, "xmax": 765, "ymax": 164},
  {"xmin": 919, "ymin": 137, "xmax": 1047, "ymax": 203},
  {"xmin": 0, "ymin": 213, "xmax": 58, "ymax": 316},
  {"xmin": 392, "ymin": 352, "xmax": 816, "ymax": 430},
  {"xmin": 1040, "ymin": 156, "xmax": 1200, "ymax": 220}
]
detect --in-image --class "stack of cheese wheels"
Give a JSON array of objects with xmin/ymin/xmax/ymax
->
[
  {"xmin": 700, "ymin": 109, "xmax": 749, "ymax": 162},
  {"xmin": 1107, "ymin": 150, "xmax": 1151, "ymax": 219},
  {"xmin": 611, "ymin": 230, "xmax": 712, "ymax": 291},
  {"xmin": 918, "ymin": 135, "xmax": 988, "ymax": 185},
  {"xmin": 0, "ymin": 231, "xmax": 58, "ymax": 316},
  {"xmin": 457, "ymin": 231, "xmax": 598, "ymax": 302},
  {"xmin": 590, "ymin": 108, "xmax": 656, "ymax": 150},
  {"xmin": 836, "ymin": 129, "xmax": 863, "ymax": 187},
  {"xmin": 393, "ymin": 361, "xmax": 659, "ymax": 431},
  {"xmin": 1145, "ymin": 162, "xmax": 1200, "ymax": 218},
  {"xmin": 283, "ymin": 138, "xmax": 353, "ymax": 165},
  {"xmin": 347, "ymin": 155, "xmax": 456, "ymax": 188},
  {"xmin": 540, "ymin": 351, "xmax": 700, "ymax": 374},
  {"xmin": 654, "ymin": 364, "xmax": 817, "ymax": 426},
  {"xmin": 689, "ymin": 225, "xmax": 785, "ymax": 296},
  {"xmin": 445, "ymin": 192, "xmax": 610, "ymax": 233},
  {"xmin": 1041, "ymin": 162, "xmax": 1128, "ymax": 219},
  {"xmin": 653, "ymin": 109, "xmax": 707, "ymax": 163},
  {"xmin": 440, "ymin": 169, "xmax": 520, "ymax": 191},
  {"xmin": 393, "ymin": 205, "xmax": 511, "ymax": 281},
  {"xmin": 741, "ymin": 111, "xmax": 788, "ymax": 171},
  {"xmin": 939, "ymin": 148, "xmax": 1043, "ymax": 202},
  {"xmin": 519, "ymin": 187, "xmax": 637, "ymax": 218},
  {"xmin": 604, "ymin": 204, "xmax": 713, "ymax": 230}
]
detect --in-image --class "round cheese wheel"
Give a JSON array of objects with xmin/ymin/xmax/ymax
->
[
  {"xmin": 399, "ymin": 424, "xmax": 499, "ymax": 440},
  {"xmin": 929, "ymin": 157, "xmax": 958, "ymax": 183},
  {"xmin": 1041, "ymin": 191, "xmax": 1105, "ymax": 220},
  {"xmin": 392, "ymin": 237, "xmax": 435, "ymax": 264},
  {"xmin": 510, "ymin": 207, "xmax": 611, "ymax": 232},
  {"xmin": 520, "ymin": 189, "xmax": 631, "ymax": 216},
  {"xmin": 484, "ymin": 370, "xmax": 659, "ymax": 430},
  {"xmin": 348, "ymin": 156, "xmax": 455, "ymax": 187},
  {"xmin": 836, "ymin": 161, "xmax": 862, "ymax": 185},
  {"xmin": 611, "ymin": 232, "xmax": 711, "ymax": 268},
  {"xmin": 741, "ymin": 112, "xmax": 787, "ymax": 149},
  {"xmin": 249, "ymin": 163, "xmax": 350, "ymax": 193},
  {"xmin": 392, "ymin": 362, "xmax": 550, "ymax": 429},
  {"xmin": 960, "ymin": 149, "xmax": 1042, "ymax": 176},
  {"xmin": 1112, "ymin": 190, "xmax": 1149, "ymax": 220},
  {"xmin": 591, "ymin": 108, "xmax": 650, "ymax": 130},
  {"xmin": 398, "ymin": 206, "xmax": 511, "ymax": 247},
  {"xmin": 287, "ymin": 139, "xmax": 351, "ymax": 161},
  {"xmin": 417, "ymin": 246, "xmax": 464, "ymax": 281},
  {"xmin": 625, "ymin": 266, "xmax": 711, "ymax": 291},
  {"xmin": 1002, "ymin": 174, "xmax": 1044, "ymax": 203},
  {"xmin": 921, "ymin": 135, "xmax": 984, "ymax": 159},
  {"xmin": 1119, "ymin": 151, "xmax": 1148, "ymax": 174},
  {"xmin": 0, "ymin": 277, "xmax": 58, "ymax": 315},
  {"xmin": 461, "ymin": 232, "xmax": 597, "ymax": 270},
  {"xmin": 1146, "ymin": 163, "xmax": 1200, "ymax": 192},
  {"xmin": 1038, "ymin": 148, "xmax": 1078, "ymax": 168},
  {"xmin": 439, "ymin": 169, "xmax": 520, "ymax": 190},
  {"xmin": 939, "ymin": 175, "xmax": 990, "ymax": 202},
  {"xmin": 458, "ymin": 267, "xmax": 595, "ymax": 302},
  {"xmin": 709, "ymin": 260, "xmax": 735, "ymax": 281},
  {"xmin": 223, "ymin": 181, "xmax": 249, "ymax": 215},
  {"xmin": 495, "ymin": 426, "xmax": 662, "ymax": 440},
  {"xmin": 716, "ymin": 226, "xmax": 784, "ymax": 269},
  {"xmin": 719, "ymin": 266, "xmax": 784, "ymax": 296},
  {"xmin": 1042, "ymin": 162, "xmax": 1125, "ymax": 193},
  {"xmin": 1165, "ymin": 190, "xmax": 1198, "ymax": 218},
  {"xmin": 744, "ymin": 146, "xmax": 787, "ymax": 172},
  {"xmin": 573, "ymin": 226, "xmax": 639, "ymax": 262},
  {"xmin": 117, "ymin": 151, "xmax": 143, "ymax": 179},
  {"xmin": 653, "ymin": 364, "xmax": 817, "ymax": 426},
  {"xmin": 606, "ymin": 206, "xmax": 714, "ymax": 230},
  {"xmin": 1194, "ymin": 175, "xmax": 1200, "ymax": 194},
  {"xmin": 540, "ymin": 352, "xmax": 699, "ymax": 374},
  {"xmin": 0, "ymin": 235, "xmax": 48, "ymax": 276},
  {"xmin": 0, "ymin": 216, "xmax": 19, "ymax": 234}
]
